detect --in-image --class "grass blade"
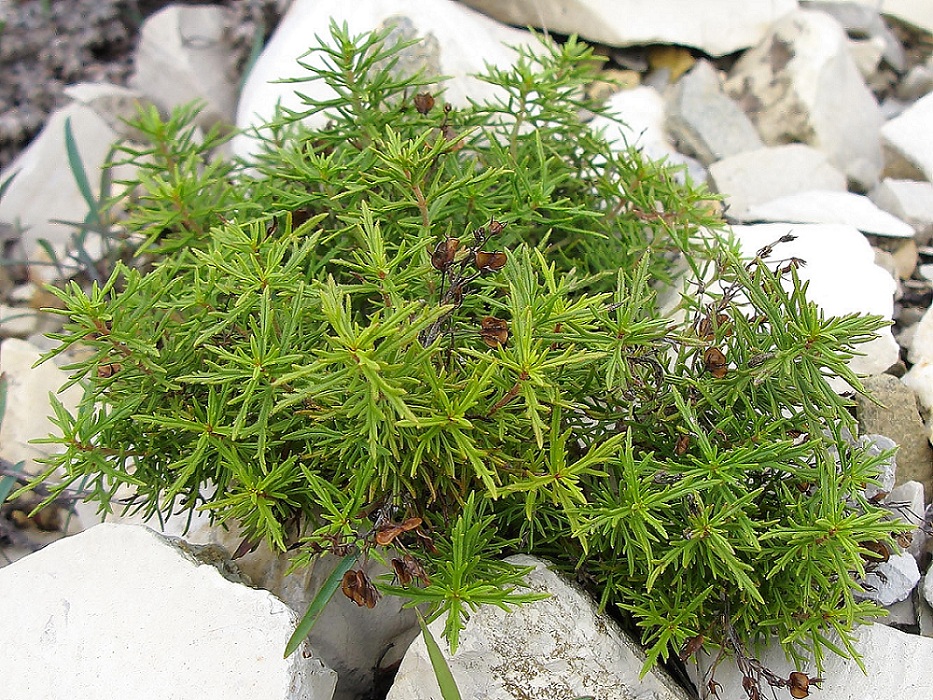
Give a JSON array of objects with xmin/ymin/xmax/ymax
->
[
  {"xmin": 417, "ymin": 610, "xmax": 462, "ymax": 700},
  {"xmin": 64, "ymin": 117, "xmax": 102, "ymax": 229},
  {"xmin": 284, "ymin": 551, "xmax": 358, "ymax": 658}
]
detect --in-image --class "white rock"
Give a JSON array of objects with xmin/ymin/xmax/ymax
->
[
  {"xmin": 870, "ymin": 178, "xmax": 933, "ymax": 244},
  {"xmin": 234, "ymin": 0, "xmax": 540, "ymax": 160},
  {"xmin": 920, "ymin": 578, "xmax": 933, "ymax": 636},
  {"xmin": 591, "ymin": 86, "xmax": 706, "ymax": 183},
  {"xmin": 730, "ymin": 224, "xmax": 899, "ymax": 383},
  {"xmin": 131, "ymin": 5, "xmax": 237, "ymax": 127},
  {"xmin": 925, "ymin": 573, "xmax": 933, "ymax": 612},
  {"xmin": 860, "ymin": 434, "xmax": 897, "ymax": 499},
  {"xmin": 665, "ymin": 60, "xmax": 763, "ymax": 166},
  {"xmin": 907, "ymin": 304, "xmax": 933, "ymax": 366},
  {"xmin": 743, "ymin": 190, "xmax": 915, "ymax": 237},
  {"xmin": 846, "ymin": 35, "xmax": 887, "ymax": 78},
  {"xmin": 71, "ymin": 505, "xmax": 417, "ymax": 700},
  {"xmin": 387, "ymin": 555, "xmax": 690, "ymax": 700},
  {"xmin": 708, "ymin": 145, "xmax": 847, "ymax": 218},
  {"xmin": 803, "ymin": 0, "xmax": 906, "ymax": 71},
  {"xmin": 0, "ymin": 523, "xmax": 337, "ymax": 700},
  {"xmin": 885, "ymin": 480, "xmax": 927, "ymax": 563},
  {"xmin": 725, "ymin": 9, "xmax": 884, "ymax": 190},
  {"xmin": 882, "ymin": 92, "xmax": 933, "ymax": 183},
  {"xmin": 0, "ymin": 338, "xmax": 83, "ymax": 474},
  {"xmin": 0, "ymin": 103, "xmax": 116, "ymax": 268},
  {"xmin": 857, "ymin": 551, "xmax": 920, "ymax": 606},
  {"xmin": 880, "ymin": 0, "xmax": 933, "ymax": 34},
  {"xmin": 921, "ymin": 264, "xmax": 933, "ymax": 282},
  {"xmin": 0, "ymin": 304, "xmax": 39, "ymax": 338},
  {"xmin": 882, "ymin": 596, "xmax": 916, "ymax": 628},
  {"xmin": 459, "ymin": 0, "xmax": 798, "ymax": 57},
  {"xmin": 902, "ymin": 358, "xmax": 933, "ymax": 423},
  {"xmin": 697, "ymin": 623, "xmax": 933, "ymax": 700}
]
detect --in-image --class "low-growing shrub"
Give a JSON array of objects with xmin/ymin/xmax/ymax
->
[{"xmin": 22, "ymin": 23, "xmax": 902, "ymax": 695}]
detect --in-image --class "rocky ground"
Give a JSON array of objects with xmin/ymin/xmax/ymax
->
[{"xmin": 2, "ymin": 2, "xmax": 933, "ymax": 700}]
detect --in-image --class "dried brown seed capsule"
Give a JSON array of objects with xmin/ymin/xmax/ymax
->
[
  {"xmin": 480, "ymin": 316, "xmax": 509, "ymax": 348},
  {"xmin": 788, "ymin": 671, "xmax": 821, "ymax": 699},
  {"xmin": 487, "ymin": 218, "xmax": 506, "ymax": 236},
  {"xmin": 374, "ymin": 516, "xmax": 423, "ymax": 546},
  {"xmin": 675, "ymin": 434, "xmax": 690, "ymax": 456},
  {"xmin": 475, "ymin": 250, "xmax": 507, "ymax": 272},
  {"xmin": 431, "ymin": 237, "xmax": 460, "ymax": 271},
  {"xmin": 703, "ymin": 347, "xmax": 728, "ymax": 378},
  {"xmin": 97, "ymin": 362, "xmax": 122, "ymax": 378},
  {"xmin": 341, "ymin": 569, "xmax": 380, "ymax": 608},
  {"xmin": 414, "ymin": 92, "xmax": 435, "ymax": 114}
]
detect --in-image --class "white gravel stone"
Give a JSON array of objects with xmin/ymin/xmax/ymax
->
[
  {"xmin": 881, "ymin": 92, "xmax": 933, "ymax": 183},
  {"xmin": 709, "ymin": 145, "xmax": 847, "ymax": 218},
  {"xmin": 387, "ymin": 555, "xmax": 690, "ymax": 700},
  {"xmin": 729, "ymin": 224, "xmax": 898, "ymax": 384},
  {"xmin": 697, "ymin": 623, "xmax": 933, "ymax": 700},
  {"xmin": 870, "ymin": 178, "xmax": 933, "ymax": 244},
  {"xmin": 743, "ymin": 190, "xmax": 915, "ymax": 237},
  {"xmin": 0, "ymin": 523, "xmax": 337, "ymax": 700},
  {"xmin": 592, "ymin": 86, "xmax": 705, "ymax": 183},
  {"xmin": 858, "ymin": 552, "xmax": 921, "ymax": 606},
  {"xmin": 725, "ymin": 9, "xmax": 885, "ymax": 190},
  {"xmin": 234, "ymin": 0, "xmax": 540, "ymax": 160},
  {"xmin": 458, "ymin": 0, "xmax": 796, "ymax": 57}
]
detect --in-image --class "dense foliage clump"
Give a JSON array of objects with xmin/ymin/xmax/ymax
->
[{"xmin": 24, "ymin": 23, "xmax": 903, "ymax": 690}]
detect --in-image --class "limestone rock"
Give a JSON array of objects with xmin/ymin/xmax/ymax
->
[
  {"xmin": 880, "ymin": 0, "xmax": 933, "ymax": 34},
  {"xmin": 730, "ymin": 224, "xmax": 898, "ymax": 384},
  {"xmin": 0, "ymin": 338, "xmax": 83, "ymax": 474},
  {"xmin": 386, "ymin": 555, "xmax": 690, "ymax": 700},
  {"xmin": 591, "ymin": 86, "xmax": 705, "ymax": 183},
  {"xmin": 69, "ymin": 505, "xmax": 417, "ymax": 700},
  {"xmin": 870, "ymin": 178, "xmax": 933, "ymax": 244},
  {"xmin": 803, "ymin": 0, "xmax": 906, "ymax": 71},
  {"xmin": 743, "ymin": 190, "xmax": 915, "ymax": 237},
  {"xmin": 859, "ymin": 434, "xmax": 897, "ymax": 500},
  {"xmin": 665, "ymin": 60, "xmax": 763, "ymax": 166},
  {"xmin": 857, "ymin": 551, "xmax": 920, "ymax": 606},
  {"xmin": 0, "ymin": 101, "xmax": 117, "ymax": 273},
  {"xmin": 458, "ymin": 0, "xmax": 797, "ymax": 57},
  {"xmin": 698, "ymin": 623, "xmax": 933, "ymax": 700},
  {"xmin": 233, "ymin": 0, "xmax": 539, "ymax": 159},
  {"xmin": 908, "ymin": 303, "xmax": 933, "ymax": 366},
  {"xmin": 881, "ymin": 92, "xmax": 933, "ymax": 183},
  {"xmin": 725, "ymin": 9, "xmax": 884, "ymax": 190},
  {"xmin": 884, "ymin": 480, "xmax": 927, "ymax": 562},
  {"xmin": 0, "ymin": 523, "xmax": 337, "ymax": 700},
  {"xmin": 131, "ymin": 5, "xmax": 237, "ymax": 127},
  {"xmin": 857, "ymin": 375, "xmax": 933, "ymax": 499},
  {"xmin": 925, "ymin": 571, "xmax": 933, "ymax": 610},
  {"xmin": 708, "ymin": 145, "xmax": 846, "ymax": 219}
]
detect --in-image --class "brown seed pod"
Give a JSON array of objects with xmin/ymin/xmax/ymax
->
[
  {"xmin": 391, "ymin": 554, "xmax": 430, "ymax": 587},
  {"xmin": 703, "ymin": 347, "xmax": 728, "ymax": 378},
  {"xmin": 678, "ymin": 634, "xmax": 704, "ymax": 661},
  {"xmin": 487, "ymin": 218, "xmax": 506, "ymax": 236},
  {"xmin": 97, "ymin": 362, "xmax": 122, "ymax": 379},
  {"xmin": 375, "ymin": 516, "xmax": 423, "ymax": 546},
  {"xmin": 480, "ymin": 316, "xmax": 509, "ymax": 348},
  {"xmin": 861, "ymin": 540, "xmax": 891, "ymax": 563},
  {"xmin": 431, "ymin": 237, "xmax": 460, "ymax": 271},
  {"xmin": 413, "ymin": 92, "xmax": 435, "ymax": 114},
  {"xmin": 696, "ymin": 313, "xmax": 730, "ymax": 340},
  {"xmin": 675, "ymin": 434, "xmax": 690, "ymax": 456},
  {"xmin": 788, "ymin": 671, "xmax": 821, "ymax": 699},
  {"xmin": 475, "ymin": 250, "xmax": 507, "ymax": 272},
  {"xmin": 341, "ymin": 569, "xmax": 380, "ymax": 608}
]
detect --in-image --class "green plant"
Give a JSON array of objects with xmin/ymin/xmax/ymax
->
[{"xmin": 18, "ymin": 22, "xmax": 903, "ymax": 695}]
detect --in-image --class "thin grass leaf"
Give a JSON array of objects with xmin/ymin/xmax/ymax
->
[
  {"xmin": 34, "ymin": 239, "xmax": 66, "ymax": 280},
  {"xmin": 0, "ymin": 171, "xmax": 16, "ymax": 202},
  {"xmin": 64, "ymin": 117, "xmax": 102, "ymax": 230},
  {"xmin": 417, "ymin": 610, "xmax": 462, "ymax": 700},
  {"xmin": 0, "ymin": 461, "xmax": 25, "ymax": 505},
  {"xmin": 284, "ymin": 551, "xmax": 358, "ymax": 657}
]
